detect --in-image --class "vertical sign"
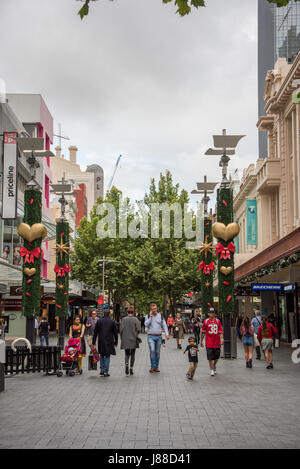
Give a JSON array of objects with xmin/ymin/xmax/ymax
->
[
  {"xmin": 246, "ymin": 199, "xmax": 257, "ymax": 245},
  {"xmin": 2, "ymin": 132, "xmax": 17, "ymax": 219}
]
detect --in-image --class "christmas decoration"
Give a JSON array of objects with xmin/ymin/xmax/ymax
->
[
  {"xmin": 20, "ymin": 189, "xmax": 46, "ymax": 317},
  {"xmin": 199, "ymin": 261, "xmax": 215, "ymax": 274},
  {"xmin": 216, "ymin": 187, "xmax": 236, "ymax": 315},
  {"xmin": 200, "ymin": 218, "xmax": 214, "ymax": 316},
  {"xmin": 55, "ymin": 221, "xmax": 70, "ymax": 317},
  {"xmin": 23, "ymin": 267, "xmax": 37, "ymax": 277},
  {"xmin": 220, "ymin": 266, "xmax": 233, "ymax": 276},
  {"xmin": 199, "ymin": 240, "xmax": 213, "ymax": 259},
  {"xmin": 55, "ymin": 238, "xmax": 70, "ymax": 261},
  {"xmin": 20, "ymin": 247, "xmax": 41, "ymax": 264},
  {"xmin": 17, "ymin": 222, "xmax": 47, "ymax": 242},
  {"xmin": 215, "ymin": 242, "xmax": 235, "ymax": 260},
  {"xmin": 212, "ymin": 222, "xmax": 240, "ymax": 242}
]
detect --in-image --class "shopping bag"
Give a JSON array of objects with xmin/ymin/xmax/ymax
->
[{"xmin": 88, "ymin": 353, "xmax": 97, "ymax": 370}]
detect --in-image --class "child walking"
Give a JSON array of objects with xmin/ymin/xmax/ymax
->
[{"xmin": 184, "ymin": 336, "xmax": 199, "ymax": 380}]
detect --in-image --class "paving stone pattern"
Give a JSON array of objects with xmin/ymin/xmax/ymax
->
[{"xmin": 0, "ymin": 334, "xmax": 300, "ymax": 449}]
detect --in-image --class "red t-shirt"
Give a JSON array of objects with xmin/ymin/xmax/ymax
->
[{"xmin": 202, "ymin": 318, "xmax": 223, "ymax": 348}]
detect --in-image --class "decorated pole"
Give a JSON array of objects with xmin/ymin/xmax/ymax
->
[
  {"xmin": 18, "ymin": 189, "xmax": 47, "ymax": 342},
  {"xmin": 51, "ymin": 178, "xmax": 74, "ymax": 349},
  {"xmin": 205, "ymin": 129, "xmax": 244, "ymax": 358},
  {"xmin": 15, "ymin": 136, "xmax": 53, "ymax": 344},
  {"xmin": 199, "ymin": 217, "xmax": 214, "ymax": 316},
  {"xmin": 192, "ymin": 176, "xmax": 217, "ymax": 316},
  {"xmin": 213, "ymin": 188, "xmax": 239, "ymax": 358},
  {"xmin": 55, "ymin": 220, "xmax": 70, "ymax": 348}
]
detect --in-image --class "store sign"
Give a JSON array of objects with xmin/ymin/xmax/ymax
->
[
  {"xmin": 2, "ymin": 132, "xmax": 18, "ymax": 219},
  {"xmin": 284, "ymin": 284, "xmax": 296, "ymax": 292},
  {"xmin": 246, "ymin": 199, "xmax": 257, "ymax": 245},
  {"xmin": 251, "ymin": 283, "xmax": 282, "ymax": 292},
  {"xmin": 235, "ymin": 287, "xmax": 259, "ymax": 297},
  {"xmin": 4, "ymin": 299, "xmax": 22, "ymax": 311}
]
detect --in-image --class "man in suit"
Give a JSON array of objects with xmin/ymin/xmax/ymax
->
[{"xmin": 92, "ymin": 310, "xmax": 118, "ymax": 377}]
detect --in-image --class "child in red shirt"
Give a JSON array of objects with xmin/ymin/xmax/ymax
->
[{"xmin": 201, "ymin": 308, "xmax": 223, "ymax": 376}]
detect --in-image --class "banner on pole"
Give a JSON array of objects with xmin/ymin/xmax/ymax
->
[
  {"xmin": 2, "ymin": 132, "xmax": 18, "ymax": 219},
  {"xmin": 246, "ymin": 199, "xmax": 257, "ymax": 245}
]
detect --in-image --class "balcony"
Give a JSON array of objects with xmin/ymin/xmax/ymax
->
[{"xmin": 256, "ymin": 158, "xmax": 281, "ymax": 193}]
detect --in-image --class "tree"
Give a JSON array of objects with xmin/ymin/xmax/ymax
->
[
  {"xmin": 71, "ymin": 170, "xmax": 202, "ymax": 315},
  {"xmin": 77, "ymin": 0, "xmax": 297, "ymax": 20}
]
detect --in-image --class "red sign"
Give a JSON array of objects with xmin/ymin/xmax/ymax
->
[
  {"xmin": 97, "ymin": 296, "xmax": 104, "ymax": 305},
  {"xmin": 4, "ymin": 132, "xmax": 17, "ymax": 145},
  {"xmin": 4, "ymin": 299, "xmax": 22, "ymax": 311}
]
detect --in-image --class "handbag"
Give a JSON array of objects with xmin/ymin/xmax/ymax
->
[
  {"xmin": 88, "ymin": 353, "xmax": 97, "ymax": 370},
  {"xmin": 136, "ymin": 319, "xmax": 142, "ymax": 348}
]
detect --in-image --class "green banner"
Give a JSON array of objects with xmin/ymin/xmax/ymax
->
[{"xmin": 246, "ymin": 199, "xmax": 257, "ymax": 245}]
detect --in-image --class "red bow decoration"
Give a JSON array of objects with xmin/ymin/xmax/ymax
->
[
  {"xmin": 54, "ymin": 264, "xmax": 72, "ymax": 277},
  {"xmin": 215, "ymin": 242, "xmax": 235, "ymax": 260},
  {"xmin": 20, "ymin": 247, "xmax": 41, "ymax": 264},
  {"xmin": 199, "ymin": 261, "xmax": 215, "ymax": 275}
]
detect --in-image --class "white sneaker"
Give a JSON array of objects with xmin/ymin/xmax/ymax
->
[
  {"xmin": 214, "ymin": 367, "xmax": 217, "ymax": 374},
  {"xmin": 210, "ymin": 370, "xmax": 215, "ymax": 376}
]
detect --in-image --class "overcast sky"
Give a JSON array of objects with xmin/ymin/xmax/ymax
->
[{"xmin": 0, "ymin": 0, "xmax": 258, "ymax": 207}]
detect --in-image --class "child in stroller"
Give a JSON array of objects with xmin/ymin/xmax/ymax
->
[{"xmin": 57, "ymin": 338, "xmax": 83, "ymax": 377}]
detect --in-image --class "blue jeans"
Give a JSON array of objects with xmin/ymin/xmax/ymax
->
[
  {"xmin": 100, "ymin": 355, "xmax": 110, "ymax": 374},
  {"xmin": 147, "ymin": 335, "xmax": 162, "ymax": 369},
  {"xmin": 40, "ymin": 334, "xmax": 49, "ymax": 346}
]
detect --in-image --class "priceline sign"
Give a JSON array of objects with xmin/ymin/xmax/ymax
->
[{"xmin": 2, "ymin": 132, "xmax": 17, "ymax": 219}]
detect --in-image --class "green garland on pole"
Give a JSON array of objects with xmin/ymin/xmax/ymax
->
[
  {"xmin": 216, "ymin": 187, "xmax": 235, "ymax": 314},
  {"xmin": 55, "ymin": 220, "xmax": 70, "ymax": 317},
  {"xmin": 200, "ymin": 217, "xmax": 214, "ymax": 315},
  {"xmin": 21, "ymin": 189, "xmax": 43, "ymax": 317}
]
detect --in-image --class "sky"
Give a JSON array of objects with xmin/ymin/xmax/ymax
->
[{"xmin": 0, "ymin": 0, "xmax": 258, "ymax": 208}]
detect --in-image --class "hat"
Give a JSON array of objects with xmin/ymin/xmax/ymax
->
[{"xmin": 209, "ymin": 307, "xmax": 215, "ymax": 313}]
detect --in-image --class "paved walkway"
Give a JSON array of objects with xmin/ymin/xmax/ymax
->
[{"xmin": 1, "ymin": 334, "xmax": 300, "ymax": 449}]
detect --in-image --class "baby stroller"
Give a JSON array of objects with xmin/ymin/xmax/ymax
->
[{"xmin": 57, "ymin": 338, "xmax": 82, "ymax": 377}]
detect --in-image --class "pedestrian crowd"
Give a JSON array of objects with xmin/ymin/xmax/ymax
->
[{"xmin": 35, "ymin": 304, "xmax": 279, "ymax": 379}]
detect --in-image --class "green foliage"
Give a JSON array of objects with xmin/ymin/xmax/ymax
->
[
  {"xmin": 22, "ymin": 189, "xmax": 42, "ymax": 317},
  {"xmin": 216, "ymin": 187, "xmax": 234, "ymax": 315},
  {"xmin": 200, "ymin": 218, "xmax": 214, "ymax": 316},
  {"xmin": 77, "ymin": 0, "xmax": 297, "ymax": 21},
  {"xmin": 72, "ymin": 171, "xmax": 202, "ymax": 313},
  {"xmin": 78, "ymin": 0, "xmax": 206, "ymax": 19},
  {"xmin": 267, "ymin": 0, "xmax": 300, "ymax": 6},
  {"xmin": 55, "ymin": 221, "xmax": 70, "ymax": 317}
]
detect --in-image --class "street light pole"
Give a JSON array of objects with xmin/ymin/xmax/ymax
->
[
  {"xmin": 98, "ymin": 257, "xmax": 120, "ymax": 316},
  {"xmin": 191, "ymin": 176, "xmax": 217, "ymax": 317},
  {"xmin": 204, "ymin": 129, "xmax": 245, "ymax": 359}
]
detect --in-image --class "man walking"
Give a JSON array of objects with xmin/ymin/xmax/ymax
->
[
  {"xmin": 252, "ymin": 310, "xmax": 262, "ymax": 360},
  {"xmin": 145, "ymin": 303, "xmax": 169, "ymax": 373},
  {"xmin": 201, "ymin": 307, "xmax": 223, "ymax": 376},
  {"xmin": 92, "ymin": 310, "xmax": 118, "ymax": 377},
  {"xmin": 86, "ymin": 310, "xmax": 98, "ymax": 353}
]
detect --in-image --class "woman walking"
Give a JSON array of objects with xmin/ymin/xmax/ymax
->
[
  {"xmin": 191, "ymin": 312, "xmax": 202, "ymax": 345},
  {"xmin": 240, "ymin": 316, "xmax": 255, "ymax": 368},
  {"xmin": 120, "ymin": 306, "xmax": 141, "ymax": 376},
  {"xmin": 69, "ymin": 315, "xmax": 86, "ymax": 372},
  {"xmin": 173, "ymin": 313, "xmax": 187, "ymax": 349},
  {"xmin": 258, "ymin": 316, "xmax": 278, "ymax": 369}
]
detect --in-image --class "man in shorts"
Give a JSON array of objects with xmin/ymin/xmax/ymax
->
[{"xmin": 201, "ymin": 307, "xmax": 224, "ymax": 376}]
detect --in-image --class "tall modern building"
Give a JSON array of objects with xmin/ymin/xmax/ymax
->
[{"xmin": 258, "ymin": 0, "xmax": 300, "ymax": 158}]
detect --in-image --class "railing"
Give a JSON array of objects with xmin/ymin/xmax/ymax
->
[{"xmin": 4, "ymin": 345, "xmax": 61, "ymax": 375}]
